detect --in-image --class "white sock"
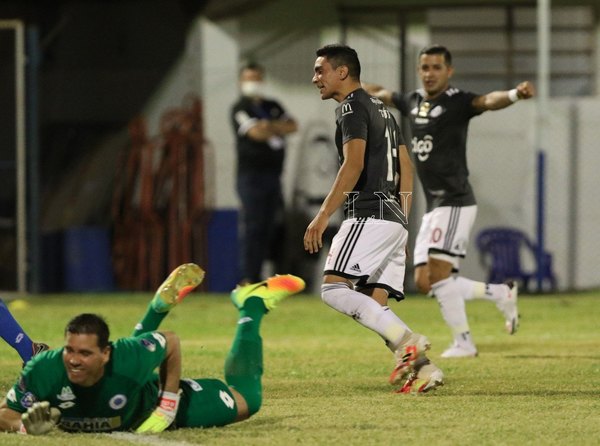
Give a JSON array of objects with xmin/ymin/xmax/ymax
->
[
  {"xmin": 455, "ymin": 276, "xmax": 508, "ymax": 302},
  {"xmin": 431, "ymin": 277, "xmax": 475, "ymax": 349},
  {"xmin": 321, "ymin": 283, "xmax": 410, "ymax": 351}
]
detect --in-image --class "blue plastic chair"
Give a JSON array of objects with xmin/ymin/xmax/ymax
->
[{"xmin": 476, "ymin": 227, "xmax": 557, "ymax": 292}]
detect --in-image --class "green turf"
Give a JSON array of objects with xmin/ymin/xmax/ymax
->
[{"xmin": 1, "ymin": 290, "xmax": 599, "ymax": 445}]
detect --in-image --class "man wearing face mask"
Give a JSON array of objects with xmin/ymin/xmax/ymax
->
[{"xmin": 231, "ymin": 63, "xmax": 298, "ymax": 284}]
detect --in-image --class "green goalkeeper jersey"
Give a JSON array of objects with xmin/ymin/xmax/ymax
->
[{"xmin": 5, "ymin": 332, "xmax": 167, "ymax": 432}]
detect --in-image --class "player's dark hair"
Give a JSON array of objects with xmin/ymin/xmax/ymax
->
[
  {"xmin": 316, "ymin": 44, "xmax": 361, "ymax": 80},
  {"xmin": 419, "ymin": 44, "xmax": 452, "ymax": 66},
  {"xmin": 239, "ymin": 62, "xmax": 264, "ymax": 77},
  {"xmin": 65, "ymin": 313, "xmax": 110, "ymax": 349}
]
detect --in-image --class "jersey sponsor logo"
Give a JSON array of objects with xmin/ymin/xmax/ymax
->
[
  {"xmin": 57, "ymin": 386, "xmax": 75, "ymax": 401},
  {"xmin": 109, "ymin": 394, "xmax": 127, "ymax": 410},
  {"xmin": 411, "ymin": 135, "xmax": 434, "ymax": 162},
  {"xmin": 58, "ymin": 401, "xmax": 76, "ymax": 410},
  {"xmin": 152, "ymin": 332, "xmax": 167, "ymax": 349},
  {"xmin": 60, "ymin": 416, "xmax": 121, "ymax": 432},
  {"xmin": 182, "ymin": 378, "xmax": 203, "ymax": 392},
  {"xmin": 341, "ymin": 103, "xmax": 353, "ymax": 116},
  {"xmin": 370, "ymin": 97, "xmax": 383, "ymax": 105},
  {"xmin": 430, "ymin": 105, "xmax": 443, "ymax": 117},
  {"xmin": 238, "ymin": 316, "xmax": 253, "ymax": 325},
  {"xmin": 6, "ymin": 388, "xmax": 16, "ymax": 403},
  {"xmin": 445, "ymin": 88, "xmax": 460, "ymax": 97},
  {"xmin": 349, "ymin": 263, "xmax": 362, "ymax": 273},
  {"xmin": 20, "ymin": 392, "xmax": 36, "ymax": 408},
  {"xmin": 15, "ymin": 333, "xmax": 24, "ymax": 344},
  {"xmin": 140, "ymin": 338, "xmax": 156, "ymax": 352}
]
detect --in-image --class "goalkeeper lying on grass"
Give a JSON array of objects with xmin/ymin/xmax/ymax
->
[{"xmin": 0, "ymin": 264, "xmax": 305, "ymax": 435}]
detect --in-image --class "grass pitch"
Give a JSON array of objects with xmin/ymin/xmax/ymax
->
[{"xmin": 0, "ymin": 289, "xmax": 599, "ymax": 445}]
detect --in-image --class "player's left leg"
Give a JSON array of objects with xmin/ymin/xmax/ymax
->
[
  {"xmin": 225, "ymin": 274, "xmax": 305, "ymax": 420},
  {"xmin": 0, "ymin": 298, "xmax": 49, "ymax": 364},
  {"xmin": 132, "ymin": 263, "xmax": 205, "ymax": 336}
]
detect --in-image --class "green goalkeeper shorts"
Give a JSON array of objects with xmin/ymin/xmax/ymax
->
[{"xmin": 175, "ymin": 378, "xmax": 238, "ymax": 428}]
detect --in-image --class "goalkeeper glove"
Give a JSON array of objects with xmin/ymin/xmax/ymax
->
[
  {"xmin": 20, "ymin": 401, "xmax": 61, "ymax": 435},
  {"xmin": 136, "ymin": 390, "xmax": 180, "ymax": 434}
]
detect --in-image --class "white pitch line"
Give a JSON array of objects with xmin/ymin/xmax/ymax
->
[{"xmin": 109, "ymin": 432, "xmax": 199, "ymax": 446}]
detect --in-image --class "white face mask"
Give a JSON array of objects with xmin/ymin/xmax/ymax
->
[{"xmin": 240, "ymin": 81, "xmax": 265, "ymax": 98}]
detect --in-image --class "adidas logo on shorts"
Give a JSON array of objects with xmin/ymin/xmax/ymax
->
[{"xmin": 350, "ymin": 263, "xmax": 362, "ymax": 273}]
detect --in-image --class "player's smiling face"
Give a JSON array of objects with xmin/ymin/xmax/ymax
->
[
  {"xmin": 418, "ymin": 53, "xmax": 454, "ymax": 99},
  {"xmin": 63, "ymin": 332, "xmax": 110, "ymax": 387},
  {"xmin": 313, "ymin": 56, "xmax": 341, "ymax": 101}
]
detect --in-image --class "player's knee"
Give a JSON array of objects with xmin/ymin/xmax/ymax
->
[
  {"xmin": 414, "ymin": 268, "xmax": 431, "ymax": 294},
  {"xmin": 321, "ymin": 282, "xmax": 351, "ymax": 310},
  {"xmin": 245, "ymin": 391, "xmax": 262, "ymax": 417},
  {"xmin": 414, "ymin": 275, "xmax": 430, "ymax": 294}
]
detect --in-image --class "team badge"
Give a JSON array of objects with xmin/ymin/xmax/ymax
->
[
  {"xmin": 20, "ymin": 392, "xmax": 36, "ymax": 408},
  {"xmin": 418, "ymin": 101, "xmax": 431, "ymax": 117},
  {"xmin": 109, "ymin": 394, "xmax": 128, "ymax": 410}
]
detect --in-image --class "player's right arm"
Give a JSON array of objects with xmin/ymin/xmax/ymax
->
[{"xmin": 304, "ymin": 138, "xmax": 365, "ymax": 254}]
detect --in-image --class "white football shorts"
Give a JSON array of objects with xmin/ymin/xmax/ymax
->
[
  {"xmin": 324, "ymin": 217, "xmax": 408, "ymax": 300},
  {"xmin": 413, "ymin": 205, "xmax": 477, "ymax": 269}
]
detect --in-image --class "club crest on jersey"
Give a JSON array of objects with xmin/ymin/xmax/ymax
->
[
  {"xmin": 20, "ymin": 392, "xmax": 36, "ymax": 408},
  {"xmin": 418, "ymin": 101, "xmax": 431, "ymax": 117},
  {"xmin": 109, "ymin": 394, "xmax": 128, "ymax": 410},
  {"xmin": 341, "ymin": 103, "xmax": 353, "ymax": 116}
]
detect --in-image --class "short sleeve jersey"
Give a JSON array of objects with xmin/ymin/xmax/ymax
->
[
  {"xmin": 5, "ymin": 332, "xmax": 167, "ymax": 432},
  {"xmin": 392, "ymin": 87, "xmax": 482, "ymax": 212},
  {"xmin": 231, "ymin": 96, "xmax": 289, "ymax": 174},
  {"xmin": 336, "ymin": 88, "xmax": 407, "ymax": 227}
]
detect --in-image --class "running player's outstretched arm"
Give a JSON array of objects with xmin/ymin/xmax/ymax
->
[
  {"xmin": 398, "ymin": 144, "xmax": 413, "ymax": 218},
  {"xmin": 472, "ymin": 80, "xmax": 535, "ymax": 112},
  {"xmin": 362, "ymin": 83, "xmax": 395, "ymax": 108}
]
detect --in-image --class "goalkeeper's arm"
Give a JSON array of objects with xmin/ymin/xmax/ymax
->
[
  {"xmin": 0, "ymin": 398, "xmax": 25, "ymax": 432},
  {"xmin": 136, "ymin": 331, "xmax": 182, "ymax": 434},
  {"xmin": 0, "ymin": 399, "xmax": 60, "ymax": 435}
]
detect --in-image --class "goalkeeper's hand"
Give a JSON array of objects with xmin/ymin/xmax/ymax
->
[
  {"xmin": 20, "ymin": 401, "xmax": 61, "ymax": 435},
  {"xmin": 135, "ymin": 391, "xmax": 180, "ymax": 434}
]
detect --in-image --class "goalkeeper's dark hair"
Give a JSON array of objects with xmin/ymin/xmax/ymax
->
[
  {"xmin": 419, "ymin": 44, "xmax": 452, "ymax": 66},
  {"xmin": 65, "ymin": 313, "xmax": 110, "ymax": 349},
  {"xmin": 316, "ymin": 44, "xmax": 361, "ymax": 80}
]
